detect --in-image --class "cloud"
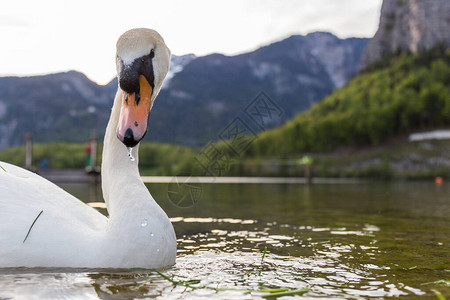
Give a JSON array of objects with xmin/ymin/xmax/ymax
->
[
  {"xmin": 0, "ymin": 15, "xmax": 29, "ymax": 28},
  {"xmin": 0, "ymin": 0, "xmax": 382, "ymax": 84}
]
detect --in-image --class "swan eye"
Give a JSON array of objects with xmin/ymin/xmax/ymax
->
[{"xmin": 148, "ymin": 49, "xmax": 155, "ymax": 58}]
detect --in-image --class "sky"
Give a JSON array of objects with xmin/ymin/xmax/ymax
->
[{"xmin": 0, "ymin": 0, "xmax": 382, "ymax": 85}]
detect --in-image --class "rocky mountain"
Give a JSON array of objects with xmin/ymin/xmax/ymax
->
[
  {"xmin": 0, "ymin": 32, "xmax": 368, "ymax": 149},
  {"xmin": 162, "ymin": 54, "xmax": 197, "ymax": 89},
  {"xmin": 148, "ymin": 32, "xmax": 368, "ymax": 146},
  {"xmin": 0, "ymin": 71, "xmax": 116, "ymax": 149},
  {"xmin": 362, "ymin": 0, "xmax": 450, "ymax": 68}
]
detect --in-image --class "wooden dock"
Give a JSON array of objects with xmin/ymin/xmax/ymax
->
[
  {"xmin": 141, "ymin": 176, "xmax": 360, "ymax": 184},
  {"xmin": 37, "ymin": 169, "xmax": 360, "ymax": 184},
  {"xmin": 38, "ymin": 169, "xmax": 99, "ymax": 183}
]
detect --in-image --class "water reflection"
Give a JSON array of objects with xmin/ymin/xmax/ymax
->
[
  {"xmin": 1, "ymin": 182, "xmax": 448, "ymax": 298},
  {"xmin": 59, "ymin": 182, "xmax": 103, "ymax": 205}
]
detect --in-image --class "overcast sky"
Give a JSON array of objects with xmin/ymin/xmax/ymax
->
[{"xmin": 0, "ymin": 0, "xmax": 382, "ymax": 84}]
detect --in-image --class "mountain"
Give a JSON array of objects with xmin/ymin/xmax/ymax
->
[
  {"xmin": 147, "ymin": 32, "xmax": 368, "ymax": 146},
  {"xmin": 247, "ymin": 0, "xmax": 450, "ymax": 157},
  {"xmin": 247, "ymin": 48, "xmax": 450, "ymax": 156},
  {"xmin": 0, "ymin": 55, "xmax": 197, "ymax": 149},
  {"xmin": 0, "ymin": 71, "xmax": 116, "ymax": 149},
  {"xmin": 162, "ymin": 54, "xmax": 197, "ymax": 89},
  {"xmin": 0, "ymin": 32, "xmax": 368, "ymax": 149},
  {"xmin": 362, "ymin": 0, "xmax": 450, "ymax": 68}
]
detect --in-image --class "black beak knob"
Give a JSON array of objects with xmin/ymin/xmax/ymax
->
[{"xmin": 122, "ymin": 128, "xmax": 139, "ymax": 148}]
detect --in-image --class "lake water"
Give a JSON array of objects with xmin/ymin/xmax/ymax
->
[{"xmin": 0, "ymin": 181, "xmax": 449, "ymax": 299}]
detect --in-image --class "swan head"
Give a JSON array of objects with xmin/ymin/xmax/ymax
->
[{"xmin": 115, "ymin": 28, "xmax": 171, "ymax": 148}]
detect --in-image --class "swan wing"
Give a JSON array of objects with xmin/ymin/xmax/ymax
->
[{"xmin": 0, "ymin": 162, "xmax": 108, "ymax": 263}]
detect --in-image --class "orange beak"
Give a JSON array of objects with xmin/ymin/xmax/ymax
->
[{"xmin": 116, "ymin": 75, "xmax": 153, "ymax": 147}]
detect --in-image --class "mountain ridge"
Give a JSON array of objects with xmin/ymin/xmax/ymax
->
[
  {"xmin": 247, "ymin": 0, "xmax": 450, "ymax": 156},
  {"xmin": 362, "ymin": 0, "xmax": 450, "ymax": 68},
  {"xmin": 0, "ymin": 32, "xmax": 368, "ymax": 149}
]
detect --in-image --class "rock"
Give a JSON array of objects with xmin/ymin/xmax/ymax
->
[{"xmin": 362, "ymin": 0, "xmax": 450, "ymax": 68}]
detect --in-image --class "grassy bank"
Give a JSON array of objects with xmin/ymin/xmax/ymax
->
[
  {"xmin": 218, "ymin": 137, "xmax": 450, "ymax": 180},
  {"xmin": 2, "ymin": 138, "xmax": 450, "ymax": 180},
  {"xmin": 0, "ymin": 142, "xmax": 195, "ymax": 176}
]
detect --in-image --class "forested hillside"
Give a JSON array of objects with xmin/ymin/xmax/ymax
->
[{"xmin": 249, "ymin": 47, "xmax": 450, "ymax": 157}]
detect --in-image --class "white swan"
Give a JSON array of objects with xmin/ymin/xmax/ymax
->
[{"xmin": 0, "ymin": 28, "xmax": 176, "ymax": 268}]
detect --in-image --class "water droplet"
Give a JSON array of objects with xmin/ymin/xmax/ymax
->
[
  {"xmin": 141, "ymin": 218, "xmax": 148, "ymax": 227},
  {"xmin": 127, "ymin": 147, "xmax": 135, "ymax": 161},
  {"xmin": 150, "ymin": 232, "xmax": 154, "ymax": 237},
  {"xmin": 156, "ymin": 249, "xmax": 160, "ymax": 252}
]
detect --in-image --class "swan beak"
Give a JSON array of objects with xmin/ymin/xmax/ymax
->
[{"xmin": 117, "ymin": 75, "xmax": 153, "ymax": 148}]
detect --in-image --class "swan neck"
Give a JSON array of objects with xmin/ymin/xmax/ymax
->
[{"xmin": 101, "ymin": 89, "xmax": 145, "ymax": 216}]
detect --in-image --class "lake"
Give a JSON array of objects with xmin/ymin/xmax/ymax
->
[{"xmin": 0, "ymin": 180, "xmax": 449, "ymax": 299}]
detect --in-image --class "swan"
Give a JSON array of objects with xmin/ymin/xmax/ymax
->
[{"xmin": 0, "ymin": 28, "xmax": 176, "ymax": 268}]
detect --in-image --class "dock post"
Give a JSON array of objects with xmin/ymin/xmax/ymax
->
[
  {"xmin": 25, "ymin": 132, "xmax": 33, "ymax": 170},
  {"xmin": 86, "ymin": 134, "xmax": 100, "ymax": 182},
  {"xmin": 90, "ymin": 134, "xmax": 98, "ymax": 170},
  {"xmin": 305, "ymin": 164, "xmax": 312, "ymax": 185},
  {"xmin": 301, "ymin": 156, "xmax": 313, "ymax": 185}
]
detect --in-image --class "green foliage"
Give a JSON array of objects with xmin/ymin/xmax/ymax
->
[
  {"xmin": 225, "ymin": 139, "xmax": 450, "ymax": 179},
  {"xmin": 250, "ymin": 48, "xmax": 450, "ymax": 156},
  {"xmin": 0, "ymin": 143, "xmax": 86, "ymax": 169},
  {"xmin": 138, "ymin": 143, "xmax": 195, "ymax": 175},
  {"xmin": 0, "ymin": 142, "xmax": 194, "ymax": 176}
]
